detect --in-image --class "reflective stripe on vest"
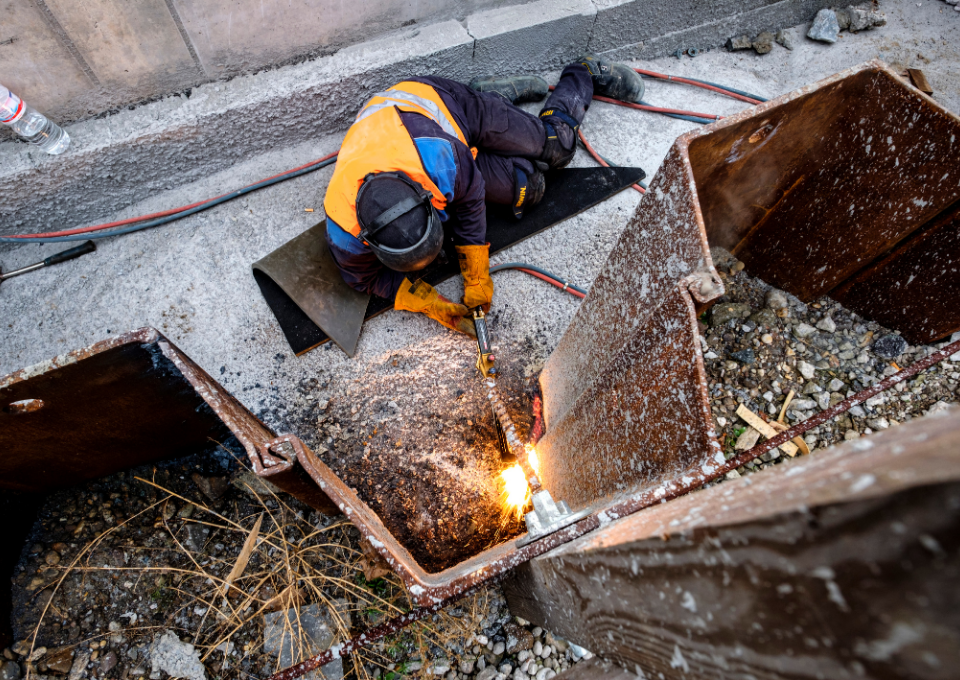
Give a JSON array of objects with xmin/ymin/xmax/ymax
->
[
  {"xmin": 358, "ymin": 81, "xmax": 468, "ymax": 146},
  {"xmin": 324, "ymin": 109, "xmax": 446, "ymax": 239}
]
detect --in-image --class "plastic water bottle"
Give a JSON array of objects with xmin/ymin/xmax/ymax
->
[{"xmin": 1, "ymin": 84, "xmax": 70, "ymax": 155}]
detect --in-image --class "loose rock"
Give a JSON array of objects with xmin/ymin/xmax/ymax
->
[
  {"xmin": 726, "ymin": 35, "xmax": 753, "ymax": 51},
  {"xmin": 100, "ymin": 651, "xmax": 118, "ymax": 673},
  {"xmin": 0, "ymin": 661, "xmax": 20, "ymax": 680},
  {"xmin": 504, "ymin": 624, "xmax": 534, "ymax": 654},
  {"xmin": 765, "ymin": 289, "xmax": 788, "ymax": 310},
  {"xmin": 750, "ymin": 309, "xmax": 778, "ymax": 327},
  {"xmin": 775, "ymin": 29, "xmax": 794, "ymax": 50},
  {"xmin": 873, "ymin": 335, "xmax": 907, "ymax": 359},
  {"xmin": 847, "ymin": 4, "xmax": 886, "ymax": 31},
  {"xmin": 752, "ymin": 31, "xmax": 775, "ymax": 54},
  {"xmin": 711, "ymin": 303, "xmax": 752, "ymax": 327},
  {"xmin": 151, "ymin": 632, "xmax": 206, "ymax": 680},
  {"xmin": 807, "ymin": 9, "xmax": 840, "ymax": 43}
]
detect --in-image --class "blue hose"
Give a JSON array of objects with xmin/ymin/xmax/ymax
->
[
  {"xmin": 637, "ymin": 74, "xmax": 768, "ymax": 103},
  {"xmin": 1, "ymin": 157, "xmax": 338, "ymax": 244}
]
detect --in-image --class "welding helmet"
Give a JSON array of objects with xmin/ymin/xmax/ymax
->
[{"xmin": 356, "ymin": 171, "xmax": 443, "ymax": 272}]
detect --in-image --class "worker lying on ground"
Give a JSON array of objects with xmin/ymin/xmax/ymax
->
[{"xmin": 323, "ymin": 54, "xmax": 643, "ymax": 335}]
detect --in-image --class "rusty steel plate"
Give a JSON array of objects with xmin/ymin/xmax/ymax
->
[
  {"xmin": 0, "ymin": 329, "xmax": 233, "ymax": 492},
  {"xmin": 0, "ymin": 328, "xmax": 335, "ymax": 512},
  {"xmin": 536, "ymin": 283, "xmax": 723, "ymax": 514},
  {"xmin": 686, "ymin": 60, "xmax": 960, "ymax": 343}
]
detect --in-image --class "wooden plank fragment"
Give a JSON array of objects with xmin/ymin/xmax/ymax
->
[
  {"xmin": 504, "ymin": 409, "xmax": 960, "ymax": 680},
  {"xmin": 735, "ymin": 404, "xmax": 799, "ymax": 456},
  {"xmin": 908, "ymin": 68, "xmax": 933, "ymax": 94}
]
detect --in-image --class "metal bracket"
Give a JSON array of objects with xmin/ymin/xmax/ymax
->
[{"xmin": 519, "ymin": 489, "xmax": 591, "ymax": 546}]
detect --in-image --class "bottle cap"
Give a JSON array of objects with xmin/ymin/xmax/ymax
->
[{"xmin": 0, "ymin": 86, "xmax": 25, "ymax": 125}]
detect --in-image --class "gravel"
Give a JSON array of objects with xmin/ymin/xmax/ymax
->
[
  {"xmin": 704, "ymin": 248, "xmax": 959, "ymax": 479},
  {"xmin": 4, "ymin": 455, "xmax": 590, "ymax": 680}
]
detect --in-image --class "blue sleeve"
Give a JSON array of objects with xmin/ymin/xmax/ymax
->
[
  {"xmin": 325, "ymin": 218, "xmax": 406, "ymax": 300},
  {"xmin": 407, "ymin": 128, "xmax": 486, "ymax": 246}
]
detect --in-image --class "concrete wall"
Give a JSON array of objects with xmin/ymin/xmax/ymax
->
[
  {"xmin": 0, "ymin": 0, "xmax": 532, "ymax": 126},
  {"xmin": 1, "ymin": 0, "xmax": 836, "ymax": 235}
]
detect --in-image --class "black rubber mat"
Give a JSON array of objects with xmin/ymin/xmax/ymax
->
[{"xmin": 258, "ymin": 166, "xmax": 645, "ymax": 355}]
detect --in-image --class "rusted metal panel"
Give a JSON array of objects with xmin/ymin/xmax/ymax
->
[
  {"xmin": 505, "ymin": 408, "xmax": 960, "ymax": 679},
  {"xmin": 686, "ymin": 60, "xmax": 960, "ymax": 340},
  {"xmin": 539, "ymin": 144, "xmax": 724, "ymax": 429},
  {"xmin": 0, "ymin": 328, "xmax": 336, "ymax": 512},
  {"xmin": 536, "ymin": 283, "xmax": 722, "ymax": 514},
  {"xmin": 831, "ymin": 200, "xmax": 960, "ymax": 344},
  {"xmin": 0, "ymin": 328, "xmax": 229, "ymax": 493}
]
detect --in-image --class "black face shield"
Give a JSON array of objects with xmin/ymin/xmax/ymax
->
[{"xmin": 356, "ymin": 172, "xmax": 444, "ymax": 272}]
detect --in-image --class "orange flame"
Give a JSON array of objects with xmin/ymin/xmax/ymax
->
[{"xmin": 500, "ymin": 464, "xmax": 530, "ymax": 519}]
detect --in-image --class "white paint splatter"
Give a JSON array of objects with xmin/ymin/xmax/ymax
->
[{"xmin": 670, "ymin": 645, "xmax": 690, "ymax": 672}]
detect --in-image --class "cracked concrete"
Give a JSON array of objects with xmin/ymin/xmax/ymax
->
[{"xmin": 1, "ymin": 0, "xmax": 958, "ymax": 450}]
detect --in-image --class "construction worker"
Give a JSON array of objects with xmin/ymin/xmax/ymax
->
[{"xmin": 323, "ymin": 54, "xmax": 644, "ymax": 335}]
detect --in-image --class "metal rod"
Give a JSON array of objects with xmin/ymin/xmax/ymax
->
[
  {"xmin": 0, "ymin": 262, "xmax": 44, "ymax": 281},
  {"xmin": 266, "ymin": 338, "xmax": 960, "ymax": 680},
  {"xmin": 267, "ymin": 583, "xmax": 486, "ymax": 680},
  {"xmin": 482, "ymin": 377, "xmax": 542, "ymax": 493}
]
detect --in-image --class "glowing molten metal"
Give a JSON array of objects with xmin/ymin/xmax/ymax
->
[{"xmin": 500, "ymin": 464, "xmax": 531, "ymax": 519}]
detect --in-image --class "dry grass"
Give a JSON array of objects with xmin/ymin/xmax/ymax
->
[{"xmin": 23, "ymin": 467, "xmax": 496, "ymax": 680}]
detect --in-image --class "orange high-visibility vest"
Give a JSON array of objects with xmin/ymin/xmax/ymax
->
[{"xmin": 324, "ymin": 82, "xmax": 473, "ymax": 238}]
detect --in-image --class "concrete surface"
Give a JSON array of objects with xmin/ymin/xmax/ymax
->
[
  {"xmin": 1, "ymin": 0, "xmax": 958, "ymax": 449},
  {"xmin": 0, "ymin": 0, "xmax": 848, "ymax": 235},
  {"xmin": 0, "ymin": 0, "xmax": 535, "ymax": 128}
]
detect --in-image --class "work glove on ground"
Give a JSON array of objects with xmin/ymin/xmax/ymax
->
[
  {"xmin": 455, "ymin": 243, "xmax": 494, "ymax": 312},
  {"xmin": 395, "ymin": 277, "xmax": 477, "ymax": 337},
  {"xmin": 577, "ymin": 53, "xmax": 645, "ymax": 103}
]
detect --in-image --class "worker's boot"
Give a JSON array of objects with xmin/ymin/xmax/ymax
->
[
  {"xmin": 577, "ymin": 53, "xmax": 645, "ymax": 103},
  {"xmin": 468, "ymin": 75, "xmax": 550, "ymax": 104}
]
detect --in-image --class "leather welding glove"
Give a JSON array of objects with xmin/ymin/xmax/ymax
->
[
  {"xmin": 395, "ymin": 277, "xmax": 477, "ymax": 337},
  {"xmin": 456, "ymin": 243, "xmax": 494, "ymax": 312}
]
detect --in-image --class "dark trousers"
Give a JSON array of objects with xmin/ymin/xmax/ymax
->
[{"xmin": 415, "ymin": 65, "xmax": 594, "ymax": 205}]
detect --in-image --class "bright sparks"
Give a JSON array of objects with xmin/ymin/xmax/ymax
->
[
  {"xmin": 500, "ymin": 464, "xmax": 531, "ymax": 519},
  {"xmin": 526, "ymin": 444, "xmax": 540, "ymax": 475}
]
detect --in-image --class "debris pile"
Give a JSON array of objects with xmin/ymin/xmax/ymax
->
[
  {"xmin": 296, "ymin": 335, "xmax": 539, "ymax": 573},
  {"xmin": 727, "ymin": 3, "xmax": 887, "ymax": 54},
  {"xmin": 807, "ymin": 5, "xmax": 887, "ymax": 43},
  {"xmin": 4, "ymin": 454, "xmax": 588, "ymax": 680},
  {"xmin": 703, "ymin": 248, "xmax": 959, "ymax": 481}
]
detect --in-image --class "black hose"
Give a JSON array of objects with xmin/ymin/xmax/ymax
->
[{"xmin": 1, "ymin": 157, "xmax": 338, "ymax": 244}]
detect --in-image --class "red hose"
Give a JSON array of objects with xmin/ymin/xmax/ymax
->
[
  {"xmin": 633, "ymin": 68, "xmax": 764, "ymax": 105},
  {"xmin": 515, "ymin": 267, "xmax": 586, "ymax": 298},
  {"xmin": 13, "ymin": 151, "xmax": 339, "ymax": 239},
  {"xmin": 577, "ymin": 129, "xmax": 644, "ymax": 195},
  {"xmin": 590, "ymin": 94, "xmax": 722, "ymax": 121}
]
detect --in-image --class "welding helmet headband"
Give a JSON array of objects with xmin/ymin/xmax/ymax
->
[{"xmin": 356, "ymin": 171, "xmax": 443, "ymax": 272}]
